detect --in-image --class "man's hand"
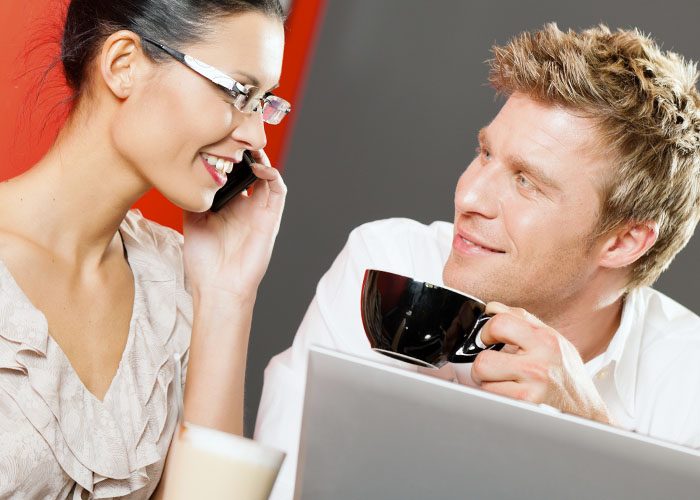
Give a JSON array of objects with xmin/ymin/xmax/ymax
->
[{"xmin": 470, "ymin": 302, "xmax": 612, "ymax": 424}]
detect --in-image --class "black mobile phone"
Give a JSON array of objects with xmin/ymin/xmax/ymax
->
[{"xmin": 210, "ymin": 151, "xmax": 257, "ymax": 212}]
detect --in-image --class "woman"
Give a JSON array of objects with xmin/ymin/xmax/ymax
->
[{"xmin": 0, "ymin": 0, "xmax": 289, "ymax": 497}]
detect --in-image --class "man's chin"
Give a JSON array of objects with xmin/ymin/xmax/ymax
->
[{"xmin": 442, "ymin": 258, "xmax": 498, "ymax": 303}]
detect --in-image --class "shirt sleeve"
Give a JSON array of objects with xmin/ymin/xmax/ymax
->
[
  {"xmin": 253, "ymin": 225, "xmax": 377, "ymax": 500},
  {"xmin": 254, "ymin": 218, "xmax": 451, "ymax": 500},
  {"xmin": 637, "ymin": 346, "xmax": 700, "ymax": 450}
]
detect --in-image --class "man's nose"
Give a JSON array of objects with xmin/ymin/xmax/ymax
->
[{"xmin": 454, "ymin": 162, "xmax": 500, "ymax": 219}]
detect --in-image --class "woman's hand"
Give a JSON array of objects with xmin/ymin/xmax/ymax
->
[{"xmin": 182, "ymin": 149, "xmax": 287, "ymax": 301}]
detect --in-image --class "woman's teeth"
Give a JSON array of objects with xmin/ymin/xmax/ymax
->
[{"xmin": 203, "ymin": 153, "xmax": 234, "ymax": 174}]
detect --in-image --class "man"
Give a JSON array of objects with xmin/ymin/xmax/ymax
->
[{"xmin": 256, "ymin": 24, "xmax": 700, "ymax": 499}]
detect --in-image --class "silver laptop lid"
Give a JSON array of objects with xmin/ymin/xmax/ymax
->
[{"xmin": 295, "ymin": 346, "xmax": 700, "ymax": 500}]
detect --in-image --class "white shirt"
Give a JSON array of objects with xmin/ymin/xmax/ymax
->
[{"xmin": 255, "ymin": 218, "xmax": 700, "ymax": 500}]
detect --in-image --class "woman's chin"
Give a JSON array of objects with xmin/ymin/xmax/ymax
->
[{"xmin": 159, "ymin": 190, "xmax": 215, "ymax": 213}]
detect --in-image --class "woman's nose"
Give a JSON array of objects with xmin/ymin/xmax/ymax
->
[{"xmin": 231, "ymin": 111, "xmax": 268, "ymax": 151}]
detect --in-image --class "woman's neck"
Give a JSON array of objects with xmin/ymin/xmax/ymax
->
[{"xmin": 0, "ymin": 106, "xmax": 151, "ymax": 268}]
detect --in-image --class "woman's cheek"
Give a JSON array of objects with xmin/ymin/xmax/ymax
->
[
  {"xmin": 111, "ymin": 85, "xmax": 176, "ymax": 156},
  {"xmin": 205, "ymin": 104, "xmax": 238, "ymax": 136}
]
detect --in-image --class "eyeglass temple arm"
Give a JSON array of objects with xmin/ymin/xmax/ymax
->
[
  {"xmin": 141, "ymin": 37, "xmax": 188, "ymax": 65},
  {"xmin": 141, "ymin": 36, "xmax": 247, "ymax": 95},
  {"xmin": 139, "ymin": 35, "xmax": 291, "ymax": 119}
]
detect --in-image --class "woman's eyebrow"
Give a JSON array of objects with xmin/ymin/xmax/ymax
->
[
  {"xmin": 232, "ymin": 70, "xmax": 260, "ymax": 87},
  {"xmin": 232, "ymin": 71, "xmax": 280, "ymax": 92}
]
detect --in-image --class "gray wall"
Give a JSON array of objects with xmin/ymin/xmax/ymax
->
[{"xmin": 245, "ymin": 0, "xmax": 700, "ymax": 434}]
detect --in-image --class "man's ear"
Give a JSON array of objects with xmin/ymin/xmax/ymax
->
[
  {"xmin": 98, "ymin": 30, "xmax": 146, "ymax": 99},
  {"xmin": 597, "ymin": 220, "xmax": 659, "ymax": 270}
]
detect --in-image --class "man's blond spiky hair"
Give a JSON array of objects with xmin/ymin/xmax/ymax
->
[{"xmin": 489, "ymin": 23, "xmax": 700, "ymax": 288}]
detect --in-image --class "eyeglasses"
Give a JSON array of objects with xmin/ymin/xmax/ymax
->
[{"xmin": 141, "ymin": 37, "xmax": 291, "ymax": 125}]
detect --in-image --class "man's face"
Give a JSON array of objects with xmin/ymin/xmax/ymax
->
[{"xmin": 443, "ymin": 93, "xmax": 610, "ymax": 320}]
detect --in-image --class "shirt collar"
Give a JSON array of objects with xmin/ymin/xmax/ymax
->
[
  {"xmin": 118, "ymin": 210, "xmax": 177, "ymax": 284},
  {"xmin": 0, "ymin": 210, "xmax": 175, "ymax": 357},
  {"xmin": 593, "ymin": 288, "xmax": 645, "ymax": 416},
  {"xmin": 0, "ymin": 260, "xmax": 50, "ymax": 355}
]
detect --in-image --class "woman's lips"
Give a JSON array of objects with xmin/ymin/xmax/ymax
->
[{"xmin": 200, "ymin": 156, "xmax": 227, "ymax": 187}]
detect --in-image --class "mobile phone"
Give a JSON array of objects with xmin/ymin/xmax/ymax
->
[{"xmin": 210, "ymin": 151, "xmax": 258, "ymax": 212}]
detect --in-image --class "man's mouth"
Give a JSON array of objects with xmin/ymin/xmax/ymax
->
[{"xmin": 453, "ymin": 231, "xmax": 506, "ymax": 254}]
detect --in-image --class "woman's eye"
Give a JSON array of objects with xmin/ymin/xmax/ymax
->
[{"xmin": 220, "ymin": 92, "xmax": 238, "ymax": 107}]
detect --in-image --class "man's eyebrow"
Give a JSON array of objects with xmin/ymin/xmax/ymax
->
[
  {"xmin": 478, "ymin": 127, "xmax": 488, "ymax": 146},
  {"xmin": 508, "ymin": 153, "xmax": 561, "ymax": 191},
  {"xmin": 478, "ymin": 127, "xmax": 560, "ymax": 191}
]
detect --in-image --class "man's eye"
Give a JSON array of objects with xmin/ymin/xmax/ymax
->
[
  {"xmin": 516, "ymin": 173, "xmax": 536, "ymax": 191},
  {"xmin": 476, "ymin": 146, "xmax": 491, "ymax": 160}
]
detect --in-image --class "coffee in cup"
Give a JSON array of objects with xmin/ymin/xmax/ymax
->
[{"xmin": 162, "ymin": 422, "xmax": 285, "ymax": 500}]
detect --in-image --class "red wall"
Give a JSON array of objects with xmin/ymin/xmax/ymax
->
[{"xmin": 0, "ymin": 0, "xmax": 326, "ymax": 232}]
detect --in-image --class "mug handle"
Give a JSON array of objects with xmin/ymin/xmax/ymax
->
[{"xmin": 448, "ymin": 313, "xmax": 504, "ymax": 363}]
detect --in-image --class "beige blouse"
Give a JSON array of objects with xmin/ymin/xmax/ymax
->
[{"xmin": 0, "ymin": 210, "xmax": 193, "ymax": 499}]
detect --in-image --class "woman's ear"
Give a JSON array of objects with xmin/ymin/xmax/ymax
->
[
  {"xmin": 98, "ymin": 30, "xmax": 147, "ymax": 99},
  {"xmin": 597, "ymin": 220, "xmax": 659, "ymax": 270}
]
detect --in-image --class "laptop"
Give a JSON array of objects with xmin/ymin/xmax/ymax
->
[{"xmin": 294, "ymin": 346, "xmax": 700, "ymax": 500}]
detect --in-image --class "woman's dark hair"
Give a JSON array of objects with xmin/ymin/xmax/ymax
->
[{"xmin": 61, "ymin": 0, "xmax": 285, "ymax": 97}]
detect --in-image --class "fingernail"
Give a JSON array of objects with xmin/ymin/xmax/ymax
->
[
  {"xmin": 485, "ymin": 301, "xmax": 510, "ymax": 314},
  {"xmin": 475, "ymin": 331, "xmax": 487, "ymax": 349}
]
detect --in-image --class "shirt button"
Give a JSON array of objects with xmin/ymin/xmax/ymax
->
[{"xmin": 596, "ymin": 370, "xmax": 608, "ymax": 380}]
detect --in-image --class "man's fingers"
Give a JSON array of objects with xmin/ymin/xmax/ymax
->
[
  {"xmin": 502, "ymin": 343, "xmax": 520, "ymax": 355},
  {"xmin": 480, "ymin": 381, "xmax": 534, "ymax": 402},
  {"xmin": 486, "ymin": 302, "xmax": 544, "ymax": 326},
  {"xmin": 470, "ymin": 350, "xmax": 521, "ymax": 385},
  {"xmin": 478, "ymin": 312, "xmax": 538, "ymax": 351}
]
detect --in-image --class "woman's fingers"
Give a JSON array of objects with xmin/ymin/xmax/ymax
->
[
  {"xmin": 248, "ymin": 169, "xmax": 272, "ymax": 207},
  {"xmin": 249, "ymin": 148, "xmax": 271, "ymax": 167},
  {"xmin": 251, "ymin": 162, "xmax": 287, "ymax": 213}
]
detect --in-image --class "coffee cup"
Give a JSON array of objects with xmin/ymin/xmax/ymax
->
[
  {"xmin": 361, "ymin": 269, "xmax": 503, "ymax": 368},
  {"xmin": 162, "ymin": 422, "xmax": 285, "ymax": 500}
]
